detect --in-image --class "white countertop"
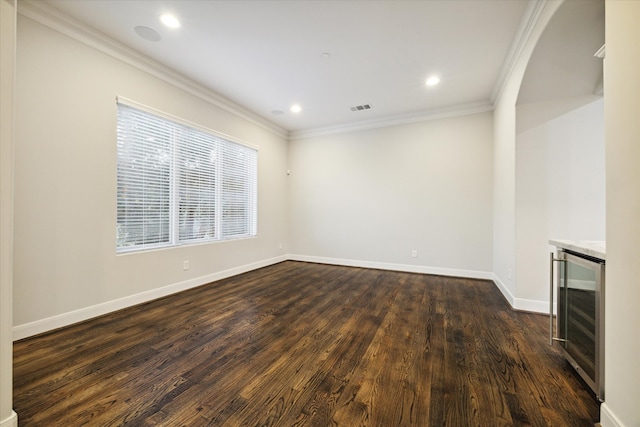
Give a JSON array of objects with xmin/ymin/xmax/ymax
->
[{"xmin": 549, "ymin": 239, "xmax": 606, "ymax": 260}]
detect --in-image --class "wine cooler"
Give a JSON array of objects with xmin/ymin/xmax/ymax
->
[{"xmin": 550, "ymin": 249, "xmax": 605, "ymax": 401}]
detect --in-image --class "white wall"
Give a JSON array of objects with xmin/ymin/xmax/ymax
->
[
  {"xmin": 601, "ymin": 2, "xmax": 640, "ymax": 426},
  {"xmin": 492, "ymin": 1, "xmax": 562, "ymax": 308},
  {"xmin": 13, "ymin": 15, "xmax": 289, "ymax": 338},
  {"xmin": 515, "ymin": 98, "xmax": 605, "ymax": 310},
  {"xmin": 288, "ymin": 112, "xmax": 494, "ymax": 277},
  {"xmin": 492, "ymin": 95, "xmax": 518, "ymax": 300},
  {"xmin": 0, "ymin": 0, "xmax": 18, "ymax": 424}
]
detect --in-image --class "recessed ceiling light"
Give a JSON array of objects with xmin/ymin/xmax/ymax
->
[
  {"xmin": 290, "ymin": 104, "xmax": 302, "ymax": 113},
  {"xmin": 134, "ymin": 26, "xmax": 161, "ymax": 42},
  {"xmin": 426, "ymin": 76, "xmax": 440, "ymax": 87},
  {"xmin": 160, "ymin": 14, "xmax": 181, "ymax": 29}
]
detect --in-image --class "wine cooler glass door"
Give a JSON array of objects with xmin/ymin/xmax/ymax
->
[{"xmin": 558, "ymin": 251, "xmax": 604, "ymax": 400}]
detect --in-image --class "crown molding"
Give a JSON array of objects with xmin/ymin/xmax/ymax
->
[
  {"xmin": 288, "ymin": 101, "xmax": 493, "ymax": 140},
  {"xmin": 18, "ymin": 0, "xmax": 550, "ymax": 142},
  {"xmin": 290, "ymin": 1, "xmax": 553, "ymax": 142},
  {"xmin": 490, "ymin": 0, "xmax": 550, "ymax": 104},
  {"xmin": 17, "ymin": 0, "xmax": 288, "ymax": 139}
]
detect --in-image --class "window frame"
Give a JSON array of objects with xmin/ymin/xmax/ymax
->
[{"xmin": 116, "ymin": 97, "xmax": 258, "ymax": 254}]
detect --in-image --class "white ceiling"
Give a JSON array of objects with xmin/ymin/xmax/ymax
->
[
  {"xmin": 38, "ymin": 0, "xmax": 533, "ymax": 134},
  {"xmin": 516, "ymin": 0, "xmax": 605, "ymax": 132},
  {"xmin": 518, "ymin": 0, "xmax": 604, "ymax": 106}
]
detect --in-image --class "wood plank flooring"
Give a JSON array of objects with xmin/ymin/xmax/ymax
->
[{"xmin": 13, "ymin": 261, "xmax": 600, "ymax": 426}]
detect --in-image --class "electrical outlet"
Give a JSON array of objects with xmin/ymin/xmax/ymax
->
[
  {"xmin": 411, "ymin": 250, "xmax": 418, "ymax": 258},
  {"xmin": 183, "ymin": 260, "xmax": 189, "ymax": 271},
  {"xmin": 279, "ymin": 242, "xmax": 283, "ymax": 249}
]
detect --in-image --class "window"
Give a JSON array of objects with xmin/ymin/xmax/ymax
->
[{"xmin": 116, "ymin": 99, "xmax": 257, "ymax": 253}]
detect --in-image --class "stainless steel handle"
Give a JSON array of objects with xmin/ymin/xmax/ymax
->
[
  {"xmin": 550, "ymin": 252, "xmax": 554, "ymax": 345},
  {"xmin": 549, "ymin": 252, "xmax": 567, "ymax": 345}
]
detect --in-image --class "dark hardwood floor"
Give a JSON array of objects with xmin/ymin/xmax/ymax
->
[{"xmin": 13, "ymin": 261, "xmax": 599, "ymax": 426}]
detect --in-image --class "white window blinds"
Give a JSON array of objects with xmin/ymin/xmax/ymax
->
[{"xmin": 116, "ymin": 100, "xmax": 257, "ymax": 253}]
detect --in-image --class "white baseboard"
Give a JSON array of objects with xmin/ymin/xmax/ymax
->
[
  {"xmin": 600, "ymin": 403, "xmax": 625, "ymax": 427},
  {"xmin": 13, "ymin": 254, "xmax": 551, "ymax": 340},
  {"xmin": 513, "ymin": 297, "xmax": 549, "ymax": 314},
  {"xmin": 492, "ymin": 274, "xmax": 515, "ymax": 307},
  {"xmin": 491, "ymin": 274, "xmax": 548, "ymax": 314},
  {"xmin": 291, "ymin": 256, "xmax": 551, "ymax": 313},
  {"xmin": 13, "ymin": 255, "xmax": 287, "ymax": 341},
  {"xmin": 0, "ymin": 411, "xmax": 17, "ymax": 427},
  {"xmin": 289, "ymin": 254, "xmax": 494, "ymax": 280}
]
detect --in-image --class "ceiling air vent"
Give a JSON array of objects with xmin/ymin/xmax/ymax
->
[{"xmin": 350, "ymin": 104, "xmax": 372, "ymax": 112}]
